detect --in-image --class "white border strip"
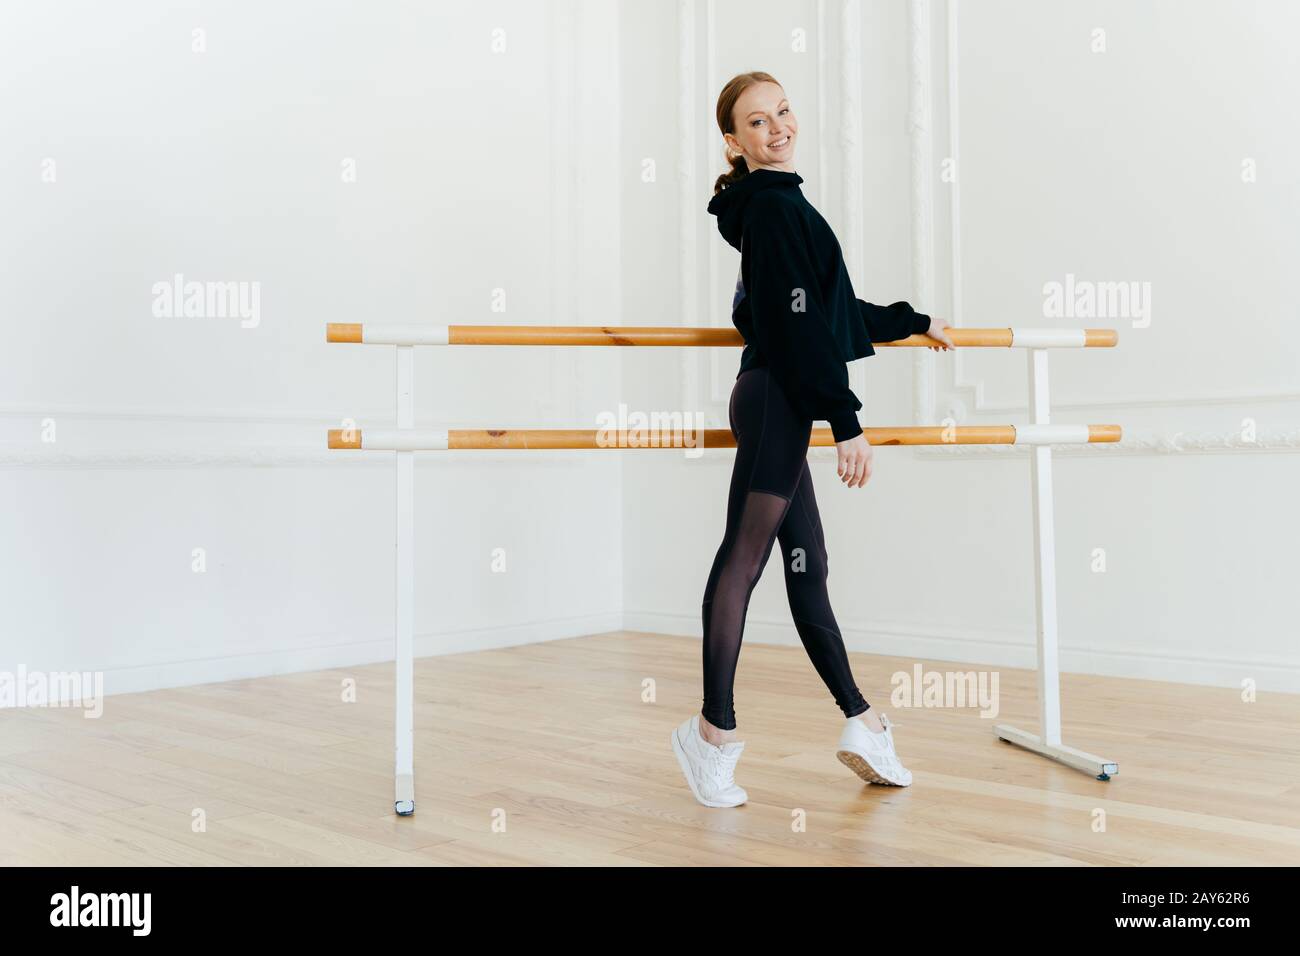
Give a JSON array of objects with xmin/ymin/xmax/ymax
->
[
  {"xmin": 363, "ymin": 429, "xmax": 450, "ymax": 451},
  {"xmin": 362, "ymin": 325, "xmax": 451, "ymax": 346},
  {"xmin": 1014, "ymin": 424, "xmax": 1092, "ymax": 445},
  {"xmin": 1010, "ymin": 328, "xmax": 1088, "ymax": 349}
]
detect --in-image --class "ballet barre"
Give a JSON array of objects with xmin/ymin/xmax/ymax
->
[
  {"xmin": 327, "ymin": 425, "xmax": 1121, "ymax": 450},
  {"xmin": 326, "ymin": 323, "xmax": 1123, "ymax": 815},
  {"xmin": 326, "ymin": 322, "xmax": 1118, "ymax": 349}
]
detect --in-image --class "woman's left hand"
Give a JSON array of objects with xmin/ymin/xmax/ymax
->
[{"xmin": 923, "ymin": 318, "xmax": 955, "ymax": 351}]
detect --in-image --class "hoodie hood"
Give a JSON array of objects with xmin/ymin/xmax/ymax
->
[{"xmin": 706, "ymin": 168, "xmax": 804, "ymax": 251}]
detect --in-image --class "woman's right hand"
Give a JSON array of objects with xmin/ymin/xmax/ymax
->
[
  {"xmin": 924, "ymin": 317, "xmax": 955, "ymax": 351},
  {"xmin": 836, "ymin": 433, "xmax": 874, "ymax": 488}
]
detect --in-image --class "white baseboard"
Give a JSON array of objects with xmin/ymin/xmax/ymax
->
[
  {"xmin": 621, "ymin": 609, "xmax": 1300, "ymax": 695},
  {"xmin": 7, "ymin": 606, "xmax": 1293, "ymax": 708},
  {"xmin": 4, "ymin": 612, "xmax": 624, "ymax": 703}
]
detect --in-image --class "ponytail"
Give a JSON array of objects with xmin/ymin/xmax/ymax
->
[{"xmin": 712, "ymin": 151, "xmax": 749, "ymax": 195}]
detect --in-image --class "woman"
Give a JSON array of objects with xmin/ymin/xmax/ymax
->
[{"xmin": 671, "ymin": 72, "xmax": 954, "ymax": 808}]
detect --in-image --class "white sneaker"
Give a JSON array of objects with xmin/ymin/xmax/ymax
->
[
  {"xmin": 671, "ymin": 714, "xmax": 748, "ymax": 808},
  {"xmin": 836, "ymin": 711, "xmax": 912, "ymax": 786}
]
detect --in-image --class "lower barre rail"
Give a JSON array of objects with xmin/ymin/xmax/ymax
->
[{"xmin": 328, "ymin": 424, "xmax": 1122, "ymax": 451}]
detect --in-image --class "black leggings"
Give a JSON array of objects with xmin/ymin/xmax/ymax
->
[{"xmin": 700, "ymin": 366, "xmax": 870, "ymax": 731}]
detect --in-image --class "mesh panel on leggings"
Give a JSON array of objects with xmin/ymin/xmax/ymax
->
[
  {"xmin": 777, "ymin": 474, "xmax": 869, "ymax": 720},
  {"xmin": 700, "ymin": 489, "xmax": 790, "ymax": 731}
]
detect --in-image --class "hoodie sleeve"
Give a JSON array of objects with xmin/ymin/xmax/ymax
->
[
  {"xmin": 858, "ymin": 300, "xmax": 932, "ymax": 343},
  {"xmin": 743, "ymin": 193, "xmax": 864, "ymax": 443}
]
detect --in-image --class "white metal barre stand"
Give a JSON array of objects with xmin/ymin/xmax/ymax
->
[
  {"xmin": 394, "ymin": 345, "xmax": 416, "ymax": 815},
  {"xmin": 353, "ymin": 327, "xmax": 1121, "ymax": 817},
  {"xmin": 993, "ymin": 347, "xmax": 1118, "ymax": 780}
]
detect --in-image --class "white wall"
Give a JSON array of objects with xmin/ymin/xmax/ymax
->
[
  {"xmin": 2, "ymin": 0, "xmax": 1296, "ymax": 705},
  {"xmin": 0, "ymin": 0, "xmax": 625, "ymax": 695},
  {"xmin": 622, "ymin": 0, "xmax": 1300, "ymax": 694}
]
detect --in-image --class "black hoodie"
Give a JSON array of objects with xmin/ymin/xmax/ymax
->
[{"xmin": 706, "ymin": 168, "xmax": 931, "ymax": 442}]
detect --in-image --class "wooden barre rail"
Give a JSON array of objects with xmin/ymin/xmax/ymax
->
[
  {"xmin": 326, "ymin": 323, "xmax": 1118, "ymax": 349},
  {"xmin": 328, "ymin": 424, "xmax": 1122, "ymax": 450}
]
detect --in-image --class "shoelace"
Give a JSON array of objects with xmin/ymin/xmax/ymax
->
[
  {"xmin": 709, "ymin": 747, "xmax": 740, "ymax": 785},
  {"xmin": 875, "ymin": 718, "xmax": 907, "ymax": 776}
]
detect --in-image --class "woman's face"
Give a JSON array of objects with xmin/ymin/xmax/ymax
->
[{"xmin": 726, "ymin": 82, "xmax": 797, "ymax": 172}]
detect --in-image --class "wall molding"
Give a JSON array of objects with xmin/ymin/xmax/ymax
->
[
  {"xmin": 909, "ymin": 0, "xmax": 938, "ymax": 428},
  {"xmin": 947, "ymin": 382, "xmax": 1300, "ymax": 416},
  {"xmin": 841, "ymin": 0, "xmax": 867, "ymax": 402},
  {"xmin": 705, "ymin": 0, "xmax": 731, "ymax": 412},
  {"xmin": 0, "ymin": 446, "xmax": 636, "ymax": 467},
  {"xmin": 546, "ymin": 0, "xmax": 581, "ymax": 425},
  {"xmin": 0, "ymin": 448, "xmax": 372, "ymax": 467},
  {"xmin": 680, "ymin": 0, "xmax": 704, "ymax": 427},
  {"xmin": 0, "ymin": 402, "xmax": 392, "ymax": 426},
  {"xmin": 908, "ymin": 428, "xmax": 1300, "ymax": 458}
]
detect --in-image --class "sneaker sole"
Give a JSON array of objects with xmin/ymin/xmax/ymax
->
[
  {"xmin": 836, "ymin": 748, "xmax": 912, "ymax": 787},
  {"xmin": 672, "ymin": 726, "xmax": 746, "ymax": 808}
]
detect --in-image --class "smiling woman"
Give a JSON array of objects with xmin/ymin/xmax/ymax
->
[{"xmin": 675, "ymin": 70, "xmax": 956, "ymax": 810}]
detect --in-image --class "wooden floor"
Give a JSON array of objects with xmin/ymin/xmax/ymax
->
[{"xmin": 2, "ymin": 632, "xmax": 1298, "ymax": 866}]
